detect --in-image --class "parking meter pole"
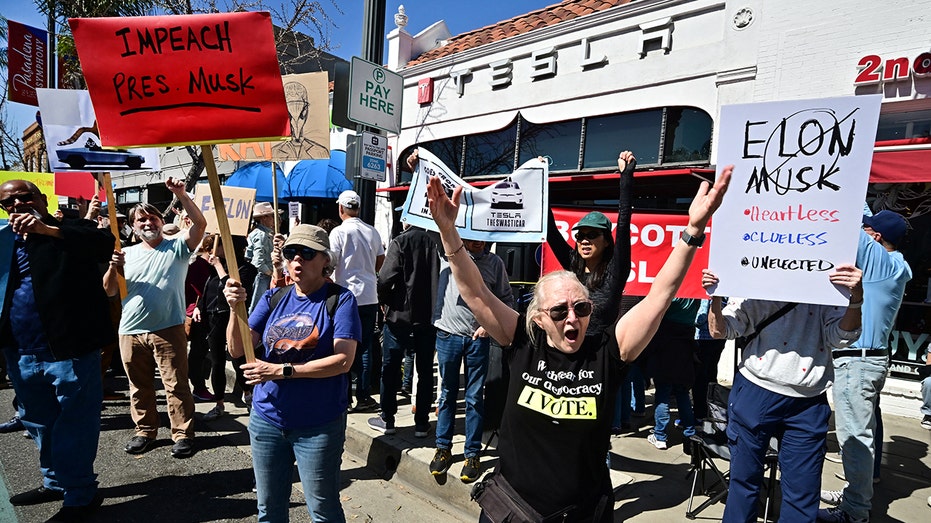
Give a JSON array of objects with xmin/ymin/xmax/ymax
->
[
  {"xmin": 201, "ymin": 144, "xmax": 255, "ymax": 362},
  {"xmin": 271, "ymin": 161, "xmax": 280, "ymax": 236},
  {"xmin": 356, "ymin": 0, "xmax": 386, "ymax": 227},
  {"xmin": 100, "ymin": 171, "xmax": 126, "ymax": 299}
]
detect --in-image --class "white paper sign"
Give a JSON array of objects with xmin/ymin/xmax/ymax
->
[
  {"xmin": 400, "ymin": 148, "xmax": 548, "ymax": 243},
  {"xmin": 708, "ymin": 94, "xmax": 882, "ymax": 306},
  {"xmin": 36, "ymin": 89, "xmax": 160, "ymax": 172}
]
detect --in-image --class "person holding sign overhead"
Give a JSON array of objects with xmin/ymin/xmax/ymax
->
[
  {"xmin": 105, "ymin": 177, "xmax": 207, "ymax": 459},
  {"xmin": 702, "ymin": 265, "xmax": 864, "ymax": 523},
  {"xmin": 427, "ymin": 165, "xmax": 731, "ymax": 521}
]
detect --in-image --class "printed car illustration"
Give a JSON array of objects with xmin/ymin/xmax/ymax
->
[
  {"xmin": 55, "ymin": 140, "xmax": 146, "ymax": 170},
  {"xmin": 490, "ymin": 179, "xmax": 523, "ymax": 209}
]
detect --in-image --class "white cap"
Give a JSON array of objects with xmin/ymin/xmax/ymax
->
[{"xmin": 337, "ymin": 190, "xmax": 361, "ymax": 209}]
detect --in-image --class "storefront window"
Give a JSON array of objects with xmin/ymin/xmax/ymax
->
[
  {"xmin": 663, "ymin": 107, "xmax": 713, "ymax": 163},
  {"xmin": 876, "ymin": 109, "xmax": 931, "ymax": 141},
  {"xmin": 464, "ymin": 122, "xmax": 517, "ymax": 177},
  {"xmin": 583, "ymin": 109, "xmax": 663, "ymax": 169},
  {"xmin": 518, "ymin": 118, "xmax": 582, "ymax": 172}
]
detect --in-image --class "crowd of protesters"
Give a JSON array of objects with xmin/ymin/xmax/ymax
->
[{"xmin": 1, "ymin": 147, "xmax": 928, "ymax": 523}]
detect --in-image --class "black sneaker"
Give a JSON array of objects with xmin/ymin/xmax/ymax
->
[
  {"xmin": 0, "ymin": 415, "xmax": 24, "ymax": 434},
  {"xmin": 9, "ymin": 486, "xmax": 64, "ymax": 506},
  {"xmin": 413, "ymin": 424, "xmax": 430, "ymax": 438},
  {"xmin": 429, "ymin": 448, "xmax": 453, "ymax": 476},
  {"xmin": 350, "ymin": 397, "xmax": 379, "ymax": 413},
  {"xmin": 460, "ymin": 457, "xmax": 481, "ymax": 483},
  {"xmin": 170, "ymin": 438, "xmax": 194, "ymax": 458},
  {"xmin": 124, "ymin": 436, "xmax": 154, "ymax": 455},
  {"xmin": 367, "ymin": 416, "xmax": 396, "ymax": 435},
  {"xmin": 45, "ymin": 492, "xmax": 104, "ymax": 522}
]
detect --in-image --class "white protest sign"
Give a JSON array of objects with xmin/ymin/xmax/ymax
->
[
  {"xmin": 194, "ymin": 184, "xmax": 257, "ymax": 236},
  {"xmin": 708, "ymin": 94, "xmax": 882, "ymax": 306},
  {"xmin": 400, "ymin": 148, "xmax": 548, "ymax": 243}
]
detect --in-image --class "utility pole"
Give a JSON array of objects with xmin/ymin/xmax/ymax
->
[{"xmin": 355, "ymin": 0, "xmax": 386, "ymax": 225}]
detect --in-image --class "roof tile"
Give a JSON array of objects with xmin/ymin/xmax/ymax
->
[{"xmin": 407, "ymin": 0, "xmax": 631, "ymax": 66}]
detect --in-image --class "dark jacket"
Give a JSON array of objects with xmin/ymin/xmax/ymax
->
[
  {"xmin": 1, "ymin": 215, "xmax": 116, "ymax": 360},
  {"xmin": 377, "ymin": 227, "xmax": 440, "ymax": 327}
]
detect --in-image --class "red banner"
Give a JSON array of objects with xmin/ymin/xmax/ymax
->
[
  {"xmin": 54, "ymin": 172, "xmax": 106, "ymax": 201},
  {"xmin": 6, "ymin": 21, "xmax": 48, "ymax": 106},
  {"xmin": 69, "ymin": 12, "xmax": 289, "ymax": 148},
  {"xmin": 542, "ymin": 208, "xmax": 712, "ymax": 299}
]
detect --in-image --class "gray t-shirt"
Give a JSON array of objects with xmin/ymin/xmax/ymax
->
[{"xmin": 433, "ymin": 249, "xmax": 514, "ymax": 337}]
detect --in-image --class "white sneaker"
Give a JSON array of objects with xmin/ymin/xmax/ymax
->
[
  {"xmin": 820, "ymin": 487, "xmax": 844, "ymax": 506},
  {"xmin": 647, "ymin": 434, "xmax": 667, "ymax": 450},
  {"xmin": 921, "ymin": 415, "xmax": 931, "ymax": 430},
  {"xmin": 824, "ymin": 451, "xmax": 843, "ymax": 463},
  {"xmin": 203, "ymin": 404, "xmax": 225, "ymax": 421}
]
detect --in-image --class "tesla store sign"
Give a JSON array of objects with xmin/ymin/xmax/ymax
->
[{"xmin": 854, "ymin": 52, "xmax": 931, "ymax": 85}]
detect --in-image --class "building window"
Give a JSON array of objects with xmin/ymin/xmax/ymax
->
[
  {"xmin": 583, "ymin": 109, "xmax": 663, "ymax": 169},
  {"xmin": 519, "ymin": 118, "xmax": 582, "ymax": 172},
  {"xmin": 464, "ymin": 122, "xmax": 517, "ymax": 177},
  {"xmin": 662, "ymin": 107, "xmax": 713, "ymax": 164},
  {"xmin": 876, "ymin": 109, "xmax": 931, "ymax": 141}
]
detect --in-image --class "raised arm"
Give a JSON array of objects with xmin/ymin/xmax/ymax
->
[
  {"xmin": 427, "ymin": 176, "xmax": 519, "ymax": 346},
  {"xmin": 613, "ymin": 151, "xmax": 636, "ymax": 294},
  {"xmin": 614, "ymin": 165, "xmax": 732, "ymax": 361},
  {"xmin": 166, "ymin": 177, "xmax": 206, "ymax": 251}
]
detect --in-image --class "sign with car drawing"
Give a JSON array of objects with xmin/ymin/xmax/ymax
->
[
  {"xmin": 37, "ymin": 89, "xmax": 160, "ymax": 173},
  {"xmin": 399, "ymin": 147, "xmax": 548, "ymax": 243}
]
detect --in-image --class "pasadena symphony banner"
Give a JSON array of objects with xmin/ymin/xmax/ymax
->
[
  {"xmin": 69, "ymin": 12, "xmax": 289, "ymax": 148},
  {"xmin": 542, "ymin": 208, "xmax": 711, "ymax": 299},
  {"xmin": 6, "ymin": 20, "xmax": 48, "ymax": 106}
]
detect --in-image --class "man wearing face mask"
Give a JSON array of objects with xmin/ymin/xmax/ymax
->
[
  {"xmin": 104, "ymin": 177, "xmax": 206, "ymax": 459},
  {"xmin": 0, "ymin": 179, "xmax": 115, "ymax": 520}
]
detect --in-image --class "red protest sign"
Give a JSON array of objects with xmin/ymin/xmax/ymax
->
[
  {"xmin": 542, "ymin": 208, "xmax": 712, "ymax": 299},
  {"xmin": 54, "ymin": 172, "xmax": 106, "ymax": 201},
  {"xmin": 69, "ymin": 12, "xmax": 289, "ymax": 148},
  {"xmin": 6, "ymin": 20, "xmax": 49, "ymax": 106}
]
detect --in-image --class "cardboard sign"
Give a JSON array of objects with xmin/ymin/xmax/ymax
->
[
  {"xmin": 400, "ymin": 148, "xmax": 548, "ymax": 243},
  {"xmin": 542, "ymin": 208, "xmax": 711, "ymax": 299},
  {"xmin": 69, "ymin": 12, "xmax": 289, "ymax": 148},
  {"xmin": 0, "ymin": 171, "xmax": 58, "ymax": 217},
  {"xmin": 37, "ymin": 89, "xmax": 161, "ymax": 172},
  {"xmin": 709, "ymin": 95, "xmax": 882, "ymax": 306},
  {"xmin": 194, "ymin": 183, "xmax": 256, "ymax": 236},
  {"xmin": 216, "ymin": 72, "xmax": 331, "ymax": 161},
  {"xmin": 6, "ymin": 20, "xmax": 48, "ymax": 106}
]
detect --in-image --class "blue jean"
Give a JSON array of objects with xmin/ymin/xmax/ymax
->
[
  {"xmin": 249, "ymin": 272, "xmax": 272, "ymax": 314},
  {"xmin": 832, "ymin": 356, "xmax": 887, "ymax": 520},
  {"xmin": 380, "ymin": 322, "xmax": 435, "ymax": 427},
  {"xmin": 723, "ymin": 372, "xmax": 830, "ymax": 523},
  {"xmin": 653, "ymin": 382, "xmax": 696, "ymax": 440},
  {"xmin": 350, "ymin": 304, "xmax": 378, "ymax": 401},
  {"xmin": 616, "ymin": 362, "xmax": 645, "ymax": 425},
  {"xmin": 249, "ymin": 410, "xmax": 347, "ymax": 523},
  {"xmin": 435, "ymin": 330, "xmax": 489, "ymax": 458},
  {"xmin": 5, "ymin": 349, "xmax": 102, "ymax": 507},
  {"xmin": 922, "ymin": 375, "xmax": 931, "ymax": 416}
]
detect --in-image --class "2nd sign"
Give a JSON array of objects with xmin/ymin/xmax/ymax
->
[{"xmin": 348, "ymin": 56, "xmax": 403, "ymax": 134}]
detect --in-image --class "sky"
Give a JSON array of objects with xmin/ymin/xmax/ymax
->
[{"xmin": 1, "ymin": 0, "xmax": 555, "ymax": 152}]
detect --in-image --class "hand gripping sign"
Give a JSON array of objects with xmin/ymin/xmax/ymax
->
[{"xmin": 69, "ymin": 12, "xmax": 290, "ymax": 149}]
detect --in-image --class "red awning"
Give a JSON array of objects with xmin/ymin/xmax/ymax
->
[{"xmin": 871, "ymin": 138, "xmax": 931, "ymax": 184}]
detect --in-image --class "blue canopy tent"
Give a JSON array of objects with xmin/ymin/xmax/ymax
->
[{"xmin": 225, "ymin": 150, "xmax": 350, "ymax": 202}]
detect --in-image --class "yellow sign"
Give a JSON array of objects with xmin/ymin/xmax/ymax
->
[{"xmin": 0, "ymin": 171, "xmax": 59, "ymax": 216}]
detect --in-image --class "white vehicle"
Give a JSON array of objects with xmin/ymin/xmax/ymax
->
[{"xmin": 490, "ymin": 180, "xmax": 523, "ymax": 209}]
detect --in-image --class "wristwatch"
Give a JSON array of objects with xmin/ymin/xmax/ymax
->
[
  {"xmin": 282, "ymin": 363, "xmax": 294, "ymax": 379},
  {"xmin": 680, "ymin": 230, "xmax": 706, "ymax": 247}
]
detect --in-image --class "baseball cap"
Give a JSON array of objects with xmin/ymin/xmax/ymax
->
[
  {"xmin": 572, "ymin": 211, "xmax": 612, "ymax": 231},
  {"xmin": 862, "ymin": 210, "xmax": 907, "ymax": 246},
  {"xmin": 284, "ymin": 224, "xmax": 330, "ymax": 251},
  {"xmin": 337, "ymin": 190, "xmax": 361, "ymax": 209}
]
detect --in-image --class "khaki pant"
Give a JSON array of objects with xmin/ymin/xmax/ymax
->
[{"xmin": 120, "ymin": 325, "xmax": 195, "ymax": 441}]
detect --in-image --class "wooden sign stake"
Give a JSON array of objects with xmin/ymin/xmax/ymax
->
[{"xmin": 100, "ymin": 172, "xmax": 126, "ymax": 298}]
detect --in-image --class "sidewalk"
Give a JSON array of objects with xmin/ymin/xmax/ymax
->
[{"xmin": 345, "ymin": 383, "xmax": 931, "ymax": 522}]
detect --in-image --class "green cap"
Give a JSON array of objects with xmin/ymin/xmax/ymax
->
[{"xmin": 572, "ymin": 211, "xmax": 612, "ymax": 231}]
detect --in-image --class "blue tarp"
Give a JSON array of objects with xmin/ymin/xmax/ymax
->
[{"xmin": 225, "ymin": 150, "xmax": 350, "ymax": 202}]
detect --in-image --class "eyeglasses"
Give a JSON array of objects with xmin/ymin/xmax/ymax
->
[
  {"xmin": 574, "ymin": 230, "xmax": 603, "ymax": 242},
  {"xmin": 0, "ymin": 192, "xmax": 36, "ymax": 209},
  {"xmin": 282, "ymin": 246, "xmax": 319, "ymax": 261},
  {"xmin": 541, "ymin": 301, "xmax": 594, "ymax": 322}
]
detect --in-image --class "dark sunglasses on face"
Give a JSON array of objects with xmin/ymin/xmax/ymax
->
[
  {"xmin": 0, "ymin": 192, "xmax": 36, "ymax": 209},
  {"xmin": 574, "ymin": 230, "xmax": 603, "ymax": 242},
  {"xmin": 282, "ymin": 246, "xmax": 319, "ymax": 261},
  {"xmin": 542, "ymin": 301, "xmax": 594, "ymax": 322}
]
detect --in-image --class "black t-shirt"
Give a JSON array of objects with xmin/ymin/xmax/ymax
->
[{"xmin": 496, "ymin": 315, "xmax": 625, "ymax": 518}]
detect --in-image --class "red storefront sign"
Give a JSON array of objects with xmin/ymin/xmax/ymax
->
[
  {"xmin": 542, "ymin": 208, "xmax": 712, "ymax": 299},
  {"xmin": 6, "ymin": 20, "xmax": 48, "ymax": 107},
  {"xmin": 69, "ymin": 12, "xmax": 289, "ymax": 148}
]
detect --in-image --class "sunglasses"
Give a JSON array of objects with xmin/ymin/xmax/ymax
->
[
  {"xmin": 282, "ymin": 246, "xmax": 319, "ymax": 261},
  {"xmin": 0, "ymin": 192, "xmax": 36, "ymax": 209},
  {"xmin": 574, "ymin": 230, "xmax": 603, "ymax": 242},
  {"xmin": 541, "ymin": 301, "xmax": 594, "ymax": 322}
]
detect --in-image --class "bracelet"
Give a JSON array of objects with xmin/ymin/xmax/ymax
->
[
  {"xmin": 446, "ymin": 242, "xmax": 466, "ymax": 258},
  {"xmin": 847, "ymin": 300, "xmax": 863, "ymax": 309}
]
